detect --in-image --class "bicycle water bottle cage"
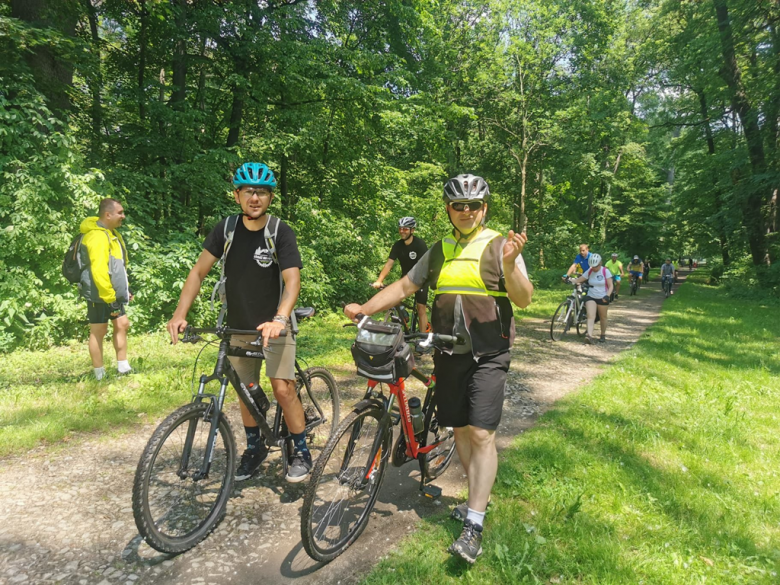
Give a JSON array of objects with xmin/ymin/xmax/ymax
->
[{"xmin": 351, "ymin": 318, "xmax": 414, "ymax": 383}]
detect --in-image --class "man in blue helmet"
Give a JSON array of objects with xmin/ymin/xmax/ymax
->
[
  {"xmin": 167, "ymin": 162, "xmax": 310, "ymax": 482},
  {"xmin": 345, "ymin": 174, "xmax": 533, "ymax": 564}
]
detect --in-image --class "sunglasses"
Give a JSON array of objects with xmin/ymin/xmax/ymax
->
[
  {"xmin": 239, "ymin": 187, "xmax": 271, "ymax": 197},
  {"xmin": 449, "ymin": 201, "xmax": 484, "ymax": 212}
]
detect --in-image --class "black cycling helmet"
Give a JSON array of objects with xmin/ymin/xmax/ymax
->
[
  {"xmin": 443, "ymin": 174, "xmax": 490, "ymax": 202},
  {"xmin": 398, "ymin": 217, "xmax": 417, "ymax": 228}
]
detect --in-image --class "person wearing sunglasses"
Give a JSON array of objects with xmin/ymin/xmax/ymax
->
[
  {"xmin": 344, "ymin": 174, "xmax": 533, "ymax": 564},
  {"xmin": 371, "ymin": 216, "xmax": 429, "ymax": 332}
]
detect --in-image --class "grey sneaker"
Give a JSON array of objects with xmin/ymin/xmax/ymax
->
[
  {"xmin": 235, "ymin": 445, "xmax": 268, "ymax": 481},
  {"xmin": 285, "ymin": 452, "xmax": 312, "ymax": 483},
  {"xmin": 450, "ymin": 500, "xmax": 491, "ymax": 522},
  {"xmin": 448, "ymin": 519, "xmax": 483, "ymax": 563},
  {"xmin": 585, "ymin": 335, "xmax": 594, "ymax": 345}
]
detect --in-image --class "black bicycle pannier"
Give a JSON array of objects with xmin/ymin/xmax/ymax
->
[{"xmin": 351, "ymin": 319, "xmax": 415, "ymax": 383}]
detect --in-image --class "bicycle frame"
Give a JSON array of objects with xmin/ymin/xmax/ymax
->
[
  {"xmin": 184, "ymin": 331, "xmax": 328, "ymax": 481},
  {"xmin": 346, "ymin": 369, "xmax": 444, "ymax": 489}
]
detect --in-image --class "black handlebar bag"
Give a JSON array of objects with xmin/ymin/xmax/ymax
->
[{"xmin": 351, "ymin": 319, "xmax": 415, "ymax": 383}]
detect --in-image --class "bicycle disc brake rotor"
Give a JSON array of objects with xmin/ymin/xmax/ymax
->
[{"xmin": 391, "ymin": 433, "xmax": 413, "ymax": 467}]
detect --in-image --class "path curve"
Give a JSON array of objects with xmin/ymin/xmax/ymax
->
[{"xmin": 0, "ymin": 274, "xmax": 688, "ymax": 585}]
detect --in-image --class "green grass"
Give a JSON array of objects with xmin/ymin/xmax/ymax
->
[
  {"xmin": 363, "ymin": 273, "xmax": 780, "ymax": 584},
  {"xmin": 0, "ymin": 312, "xmax": 355, "ymax": 457}
]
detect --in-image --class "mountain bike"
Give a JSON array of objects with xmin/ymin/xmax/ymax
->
[
  {"xmin": 662, "ymin": 274, "xmax": 673, "ymax": 297},
  {"xmin": 550, "ymin": 277, "xmax": 588, "ymax": 341},
  {"xmin": 132, "ymin": 307, "xmax": 339, "ymax": 554},
  {"xmin": 629, "ymin": 273, "xmax": 639, "ymax": 296},
  {"xmin": 299, "ymin": 323, "xmax": 463, "ymax": 563}
]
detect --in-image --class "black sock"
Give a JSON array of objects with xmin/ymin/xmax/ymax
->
[
  {"xmin": 291, "ymin": 431, "xmax": 310, "ymax": 461},
  {"xmin": 245, "ymin": 426, "xmax": 261, "ymax": 452}
]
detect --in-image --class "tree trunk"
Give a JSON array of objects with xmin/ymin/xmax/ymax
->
[
  {"xmin": 697, "ymin": 88, "xmax": 730, "ymax": 265},
  {"xmin": 713, "ymin": 0, "xmax": 768, "ymax": 265},
  {"xmin": 196, "ymin": 35, "xmax": 207, "ymax": 112},
  {"xmin": 171, "ymin": 0, "xmax": 187, "ymax": 110},
  {"xmin": 11, "ymin": 0, "xmax": 76, "ymax": 117},
  {"xmin": 226, "ymin": 87, "xmax": 244, "ymax": 147},
  {"xmin": 85, "ymin": 0, "xmax": 102, "ymax": 157},
  {"xmin": 137, "ymin": 0, "xmax": 147, "ymax": 121}
]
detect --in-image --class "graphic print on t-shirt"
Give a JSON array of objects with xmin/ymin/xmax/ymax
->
[
  {"xmin": 409, "ymin": 251, "xmax": 417, "ymax": 260},
  {"xmin": 253, "ymin": 245, "xmax": 274, "ymax": 268}
]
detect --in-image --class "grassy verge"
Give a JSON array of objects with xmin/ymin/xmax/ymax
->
[
  {"xmin": 0, "ymin": 312, "xmax": 355, "ymax": 457},
  {"xmin": 363, "ymin": 273, "xmax": 780, "ymax": 584}
]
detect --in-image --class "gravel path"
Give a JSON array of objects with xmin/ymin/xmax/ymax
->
[{"xmin": 0, "ymin": 276, "xmax": 684, "ymax": 585}]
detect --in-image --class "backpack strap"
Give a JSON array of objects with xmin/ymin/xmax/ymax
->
[
  {"xmin": 210, "ymin": 214, "xmax": 241, "ymax": 326},
  {"xmin": 264, "ymin": 215, "xmax": 299, "ymax": 335}
]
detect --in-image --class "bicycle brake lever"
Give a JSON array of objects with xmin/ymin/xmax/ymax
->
[{"xmin": 417, "ymin": 332, "xmax": 435, "ymax": 348}]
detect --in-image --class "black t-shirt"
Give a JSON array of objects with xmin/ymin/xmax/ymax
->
[
  {"xmin": 203, "ymin": 216, "xmax": 303, "ymax": 329},
  {"xmin": 388, "ymin": 235, "xmax": 427, "ymax": 276}
]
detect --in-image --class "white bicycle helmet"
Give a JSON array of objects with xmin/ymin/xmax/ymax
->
[{"xmin": 588, "ymin": 253, "xmax": 602, "ymax": 268}]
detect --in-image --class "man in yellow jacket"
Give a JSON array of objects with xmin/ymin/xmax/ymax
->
[{"xmin": 79, "ymin": 198, "xmax": 131, "ymax": 380}]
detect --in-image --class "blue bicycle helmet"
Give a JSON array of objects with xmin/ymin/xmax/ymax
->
[{"xmin": 232, "ymin": 162, "xmax": 277, "ymax": 189}]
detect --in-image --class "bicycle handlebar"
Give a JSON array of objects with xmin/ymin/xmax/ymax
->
[{"xmin": 182, "ymin": 325, "xmax": 287, "ymax": 343}]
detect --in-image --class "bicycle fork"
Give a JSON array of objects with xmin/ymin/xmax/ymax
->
[{"xmin": 181, "ymin": 376, "xmax": 229, "ymax": 482}]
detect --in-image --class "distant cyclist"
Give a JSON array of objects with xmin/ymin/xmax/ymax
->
[
  {"xmin": 660, "ymin": 258, "xmax": 677, "ymax": 293},
  {"xmin": 372, "ymin": 217, "xmax": 429, "ymax": 332},
  {"xmin": 643, "ymin": 258, "xmax": 651, "ymax": 282},
  {"xmin": 627, "ymin": 255, "xmax": 644, "ymax": 287},
  {"xmin": 604, "ymin": 253, "xmax": 624, "ymax": 299},
  {"xmin": 572, "ymin": 253, "xmax": 613, "ymax": 344},
  {"xmin": 566, "ymin": 243, "xmax": 591, "ymax": 277}
]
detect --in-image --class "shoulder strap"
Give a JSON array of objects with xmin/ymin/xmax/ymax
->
[
  {"xmin": 264, "ymin": 216, "xmax": 299, "ymax": 334},
  {"xmin": 210, "ymin": 215, "xmax": 241, "ymax": 316}
]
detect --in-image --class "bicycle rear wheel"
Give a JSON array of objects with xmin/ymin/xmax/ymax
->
[
  {"xmin": 419, "ymin": 396, "xmax": 456, "ymax": 481},
  {"xmin": 132, "ymin": 402, "xmax": 235, "ymax": 554},
  {"xmin": 550, "ymin": 300, "xmax": 572, "ymax": 341},
  {"xmin": 300, "ymin": 404, "xmax": 391, "ymax": 563},
  {"xmin": 297, "ymin": 367, "xmax": 340, "ymax": 457}
]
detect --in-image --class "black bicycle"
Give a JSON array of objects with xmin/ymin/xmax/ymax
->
[
  {"xmin": 300, "ymin": 322, "xmax": 462, "ymax": 562},
  {"xmin": 550, "ymin": 277, "xmax": 588, "ymax": 341},
  {"xmin": 375, "ymin": 285, "xmax": 424, "ymax": 335},
  {"xmin": 662, "ymin": 274, "xmax": 674, "ymax": 297},
  {"xmin": 629, "ymin": 273, "xmax": 639, "ymax": 296},
  {"xmin": 132, "ymin": 307, "xmax": 339, "ymax": 554}
]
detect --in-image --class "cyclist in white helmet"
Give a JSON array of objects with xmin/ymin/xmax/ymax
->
[
  {"xmin": 572, "ymin": 253, "xmax": 613, "ymax": 344},
  {"xmin": 371, "ymin": 216, "xmax": 429, "ymax": 332}
]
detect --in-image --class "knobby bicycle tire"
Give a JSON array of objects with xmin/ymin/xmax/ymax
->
[
  {"xmin": 296, "ymin": 367, "xmax": 340, "ymax": 458},
  {"xmin": 300, "ymin": 404, "xmax": 391, "ymax": 563},
  {"xmin": 132, "ymin": 402, "xmax": 236, "ymax": 554},
  {"xmin": 419, "ymin": 395, "xmax": 456, "ymax": 481},
  {"xmin": 576, "ymin": 303, "xmax": 588, "ymax": 336},
  {"xmin": 550, "ymin": 300, "xmax": 573, "ymax": 341}
]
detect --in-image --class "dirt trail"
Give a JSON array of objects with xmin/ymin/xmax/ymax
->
[{"xmin": 0, "ymin": 275, "xmax": 687, "ymax": 585}]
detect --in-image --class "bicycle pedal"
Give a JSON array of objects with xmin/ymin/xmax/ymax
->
[{"xmin": 421, "ymin": 484, "xmax": 442, "ymax": 499}]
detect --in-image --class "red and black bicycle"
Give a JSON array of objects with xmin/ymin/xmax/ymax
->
[{"xmin": 299, "ymin": 316, "xmax": 462, "ymax": 562}]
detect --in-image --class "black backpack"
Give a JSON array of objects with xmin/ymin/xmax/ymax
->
[{"xmin": 62, "ymin": 233, "xmax": 85, "ymax": 284}]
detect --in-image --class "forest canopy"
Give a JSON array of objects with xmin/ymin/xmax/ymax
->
[{"xmin": 1, "ymin": 0, "xmax": 778, "ymax": 351}]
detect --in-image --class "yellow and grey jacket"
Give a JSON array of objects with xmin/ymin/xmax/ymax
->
[
  {"xmin": 428, "ymin": 228, "xmax": 514, "ymax": 357},
  {"xmin": 78, "ymin": 217, "xmax": 129, "ymax": 304}
]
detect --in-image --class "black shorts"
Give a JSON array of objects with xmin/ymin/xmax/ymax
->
[
  {"xmin": 414, "ymin": 287, "xmax": 429, "ymax": 306},
  {"xmin": 432, "ymin": 350, "xmax": 511, "ymax": 430},
  {"xmin": 87, "ymin": 301, "xmax": 126, "ymax": 324},
  {"xmin": 585, "ymin": 296, "xmax": 609, "ymax": 306}
]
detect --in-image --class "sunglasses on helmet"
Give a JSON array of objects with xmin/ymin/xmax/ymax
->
[{"xmin": 449, "ymin": 201, "xmax": 484, "ymax": 212}]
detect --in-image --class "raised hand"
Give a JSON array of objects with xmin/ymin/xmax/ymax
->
[{"xmin": 503, "ymin": 230, "xmax": 527, "ymax": 266}]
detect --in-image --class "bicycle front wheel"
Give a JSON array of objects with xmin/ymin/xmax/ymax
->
[
  {"xmin": 420, "ymin": 398, "xmax": 456, "ymax": 481},
  {"xmin": 550, "ymin": 300, "xmax": 572, "ymax": 341},
  {"xmin": 300, "ymin": 404, "xmax": 391, "ymax": 563},
  {"xmin": 298, "ymin": 366, "xmax": 340, "ymax": 457},
  {"xmin": 132, "ymin": 402, "xmax": 236, "ymax": 554}
]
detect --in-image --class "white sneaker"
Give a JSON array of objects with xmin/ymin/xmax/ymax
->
[
  {"xmin": 94, "ymin": 367, "xmax": 106, "ymax": 381},
  {"xmin": 117, "ymin": 360, "xmax": 132, "ymax": 375}
]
